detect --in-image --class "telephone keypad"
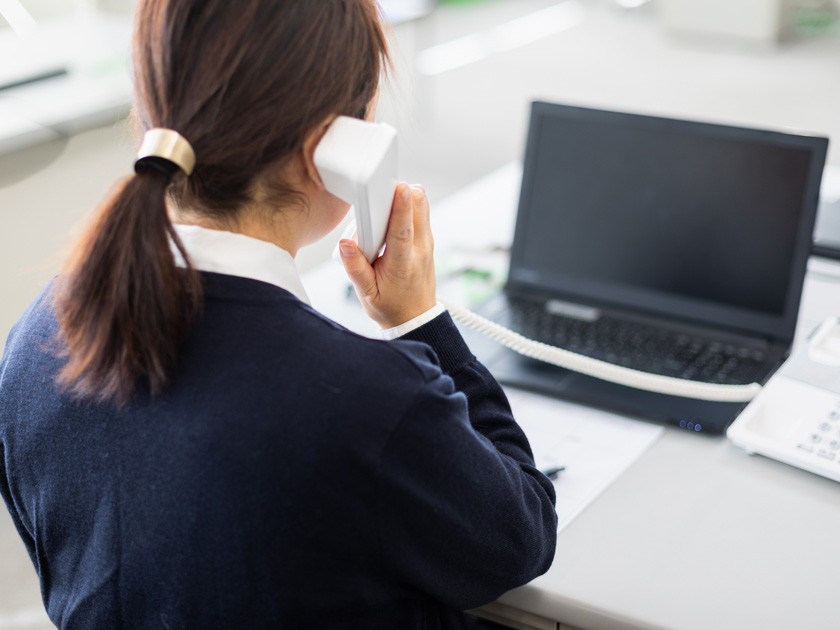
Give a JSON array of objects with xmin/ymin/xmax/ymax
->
[
  {"xmin": 794, "ymin": 401, "xmax": 840, "ymax": 469},
  {"xmin": 727, "ymin": 343, "xmax": 840, "ymax": 483}
]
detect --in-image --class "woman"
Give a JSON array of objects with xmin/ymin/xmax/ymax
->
[{"xmin": 0, "ymin": 1, "xmax": 557, "ymax": 628}]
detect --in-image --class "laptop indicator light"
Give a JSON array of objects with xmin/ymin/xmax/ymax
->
[{"xmin": 678, "ymin": 420, "xmax": 703, "ymax": 432}]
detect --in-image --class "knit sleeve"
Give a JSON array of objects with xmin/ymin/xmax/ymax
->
[
  {"xmin": 378, "ymin": 313, "xmax": 557, "ymax": 610},
  {"xmin": 398, "ymin": 311, "xmax": 549, "ymax": 468},
  {"xmin": 0, "ymin": 325, "xmax": 39, "ymax": 571},
  {"xmin": 0, "ymin": 442, "xmax": 37, "ymax": 570}
]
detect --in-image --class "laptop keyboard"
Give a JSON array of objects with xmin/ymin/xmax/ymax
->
[{"xmin": 491, "ymin": 299, "xmax": 770, "ymax": 385}]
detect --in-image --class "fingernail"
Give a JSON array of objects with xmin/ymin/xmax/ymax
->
[{"xmin": 339, "ymin": 240, "xmax": 356, "ymax": 257}]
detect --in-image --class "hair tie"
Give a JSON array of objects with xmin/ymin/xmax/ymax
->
[{"xmin": 134, "ymin": 128, "xmax": 196, "ymax": 180}]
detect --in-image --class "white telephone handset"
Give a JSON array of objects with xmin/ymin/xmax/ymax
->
[
  {"xmin": 314, "ymin": 116, "xmax": 761, "ymax": 404},
  {"xmin": 314, "ymin": 116, "xmax": 398, "ymax": 263}
]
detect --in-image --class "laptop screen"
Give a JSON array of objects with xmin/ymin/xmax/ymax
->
[{"xmin": 508, "ymin": 102, "xmax": 828, "ymax": 342}]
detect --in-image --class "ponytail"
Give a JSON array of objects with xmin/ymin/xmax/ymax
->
[
  {"xmin": 54, "ymin": 0, "xmax": 391, "ymax": 405},
  {"xmin": 54, "ymin": 171, "xmax": 202, "ymax": 405}
]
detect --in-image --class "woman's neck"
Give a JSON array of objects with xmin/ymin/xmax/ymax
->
[{"xmin": 169, "ymin": 204, "xmax": 301, "ymax": 257}]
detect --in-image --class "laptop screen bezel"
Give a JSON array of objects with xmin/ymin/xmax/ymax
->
[{"xmin": 507, "ymin": 101, "xmax": 828, "ymax": 345}]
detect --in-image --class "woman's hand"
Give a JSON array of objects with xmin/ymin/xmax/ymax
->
[{"xmin": 339, "ymin": 183, "xmax": 437, "ymax": 330}]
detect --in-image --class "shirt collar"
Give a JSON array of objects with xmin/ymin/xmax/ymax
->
[{"xmin": 171, "ymin": 224, "xmax": 310, "ymax": 305}]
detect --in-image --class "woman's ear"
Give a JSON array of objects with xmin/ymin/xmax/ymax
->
[{"xmin": 301, "ymin": 116, "xmax": 337, "ymax": 189}]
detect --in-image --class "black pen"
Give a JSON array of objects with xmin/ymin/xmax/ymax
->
[{"xmin": 540, "ymin": 466, "xmax": 566, "ymax": 480}]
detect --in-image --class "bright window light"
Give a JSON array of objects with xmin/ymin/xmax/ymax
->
[
  {"xmin": 0, "ymin": 0, "xmax": 37, "ymax": 35},
  {"xmin": 416, "ymin": 1, "xmax": 585, "ymax": 76}
]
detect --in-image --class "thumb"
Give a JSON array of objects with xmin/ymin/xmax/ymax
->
[{"xmin": 339, "ymin": 239, "xmax": 378, "ymax": 299}]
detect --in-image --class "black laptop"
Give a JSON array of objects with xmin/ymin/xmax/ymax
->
[{"xmin": 469, "ymin": 101, "xmax": 828, "ymax": 435}]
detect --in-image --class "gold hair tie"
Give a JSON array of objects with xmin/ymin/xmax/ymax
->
[{"xmin": 134, "ymin": 128, "xmax": 196, "ymax": 179}]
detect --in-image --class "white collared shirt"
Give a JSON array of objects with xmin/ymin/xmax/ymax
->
[
  {"xmin": 171, "ymin": 224, "xmax": 443, "ymax": 338},
  {"xmin": 171, "ymin": 224, "xmax": 310, "ymax": 304}
]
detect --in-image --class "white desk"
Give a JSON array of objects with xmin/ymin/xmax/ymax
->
[{"xmin": 303, "ymin": 164, "xmax": 840, "ymax": 630}]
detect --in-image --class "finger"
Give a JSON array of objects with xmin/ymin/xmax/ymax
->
[
  {"xmin": 339, "ymin": 239, "xmax": 378, "ymax": 299},
  {"xmin": 409, "ymin": 184, "xmax": 431, "ymax": 238},
  {"xmin": 384, "ymin": 184, "xmax": 414, "ymax": 258}
]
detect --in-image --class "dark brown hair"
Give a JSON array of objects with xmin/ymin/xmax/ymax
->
[{"xmin": 55, "ymin": 0, "xmax": 389, "ymax": 404}]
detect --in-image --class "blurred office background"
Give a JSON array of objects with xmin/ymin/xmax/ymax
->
[{"xmin": 1, "ymin": 0, "xmax": 839, "ymax": 626}]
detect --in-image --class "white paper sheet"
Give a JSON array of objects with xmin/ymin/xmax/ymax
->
[{"xmin": 504, "ymin": 387, "xmax": 664, "ymax": 532}]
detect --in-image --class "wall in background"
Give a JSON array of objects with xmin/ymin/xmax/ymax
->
[{"xmin": 0, "ymin": 123, "xmax": 134, "ymax": 350}]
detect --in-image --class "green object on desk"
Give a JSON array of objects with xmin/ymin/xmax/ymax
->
[{"xmin": 795, "ymin": 7, "xmax": 838, "ymax": 35}]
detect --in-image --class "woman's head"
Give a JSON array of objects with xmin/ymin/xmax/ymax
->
[
  {"xmin": 135, "ymin": 0, "xmax": 388, "ymax": 217},
  {"xmin": 55, "ymin": 0, "xmax": 390, "ymax": 404}
]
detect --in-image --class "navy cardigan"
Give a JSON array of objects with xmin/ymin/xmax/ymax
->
[{"xmin": 0, "ymin": 272, "xmax": 557, "ymax": 629}]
